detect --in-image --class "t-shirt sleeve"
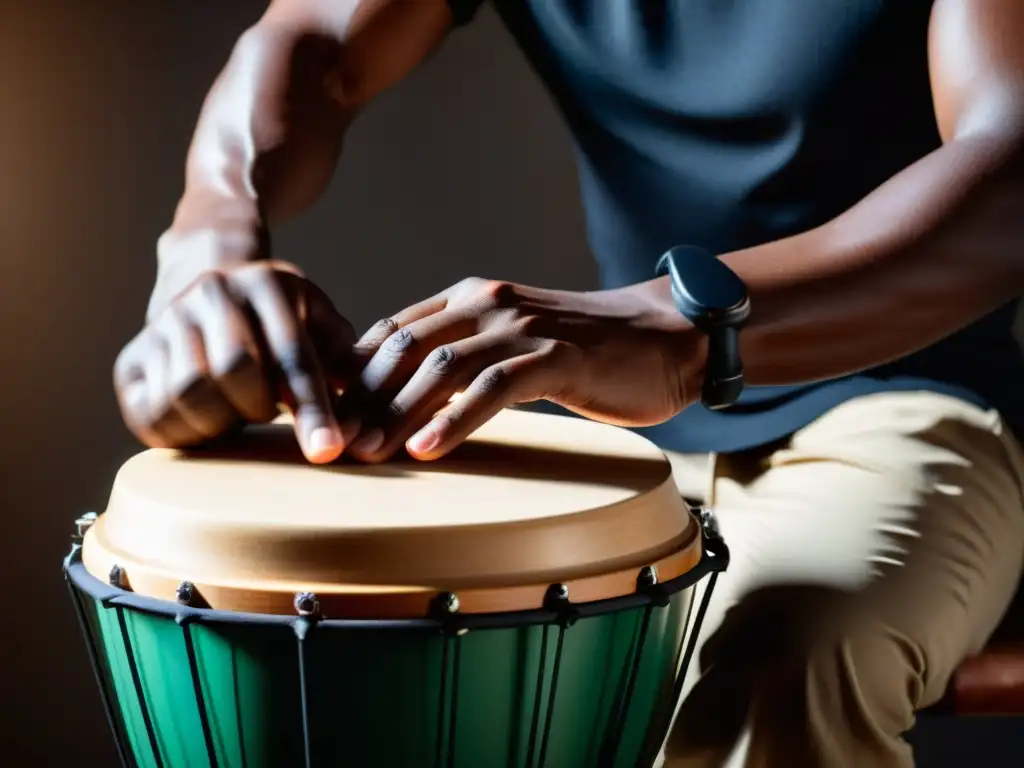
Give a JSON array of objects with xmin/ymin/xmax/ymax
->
[{"xmin": 446, "ymin": 0, "xmax": 487, "ymax": 26}]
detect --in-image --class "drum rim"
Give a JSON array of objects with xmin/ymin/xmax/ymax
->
[
  {"xmin": 79, "ymin": 500, "xmax": 703, "ymax": 617},
  {"xmin": 95, "ymin": 411, "xmax": 693, "ymax": 608},
  {"xmin": 63, "ymin": 525, "xmax": 728, "ymax": 631}
]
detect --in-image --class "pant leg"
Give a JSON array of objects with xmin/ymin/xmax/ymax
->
[{"xmin": 662, "ymin": 391, "xmax": 1024, "ymax": 768}]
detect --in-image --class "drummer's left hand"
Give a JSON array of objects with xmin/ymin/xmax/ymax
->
[{"xmin": 344, "ymin": 277, "xmax": 705, "ymax": 462}]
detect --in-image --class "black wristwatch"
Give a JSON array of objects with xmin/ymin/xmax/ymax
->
[{"xmin": 655, "ymin": 245, "xmax": 750, "ymax": 410}]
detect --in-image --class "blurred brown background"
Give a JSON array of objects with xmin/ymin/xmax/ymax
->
[{"xmin": 0, "ymin": 1, "xmax": 1020, "ymax": 765}]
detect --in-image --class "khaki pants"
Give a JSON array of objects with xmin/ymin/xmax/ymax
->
[{"xmin": 658, "ymin": 391, "xmax": 1024, "ymax": 768}]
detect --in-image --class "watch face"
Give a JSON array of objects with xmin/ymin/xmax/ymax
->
[{"xmin": 657, "ymin": 246, "xmax": 749, "ymax": 326}]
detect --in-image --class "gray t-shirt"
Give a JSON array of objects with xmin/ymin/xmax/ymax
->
[{"xmin": 451, "ymin": 0, "xmax": 1024, "ymax": 452}]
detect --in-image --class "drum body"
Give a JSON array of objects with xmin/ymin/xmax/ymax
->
[
  {"xmin": 66, "ymin": 410, "xmax": 727, "ymax": 768},
  {"xmin": 68, "ymin": 558, "xmax": 714, "ymax": 768}
]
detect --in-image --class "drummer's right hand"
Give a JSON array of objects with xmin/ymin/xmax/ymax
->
[{"xmin": 113, "ymin": 255, "xmax": 359, "ymax": 464}]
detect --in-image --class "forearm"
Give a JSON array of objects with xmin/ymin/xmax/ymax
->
[
  {"xmin": 166, "ymin": 23, "xmax": 348, "ymax": 258},
  {"xmin": 718, "ymin": 131, "xmax": 1024, "ymax": 386},
  {"xmin": 163, "ymin": 0, "xmax": 453, "ymax": 269}
]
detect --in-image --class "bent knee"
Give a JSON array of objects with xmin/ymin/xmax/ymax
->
[{"xmin": 803, "ymin": 617, "xmax": 928, "ymax": 733}]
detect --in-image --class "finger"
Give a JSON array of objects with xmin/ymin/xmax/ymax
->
[
  {"xmin": 347, "ymin": 309, "xmax": 477, "ymax": 456},
  {"xmin": 301, "ymin": 280, "xmax": 359, "ymax": 373},
  {"xmin": 113, "ymin": 333, "xmax": 167, "ymax": 448},
  {"xmin": 232, "ymin": 268, "xmax": 343, "ymax": 463},
  {"xmin": 349, "ymin": 332, "xmax": 526, "ymax": 463},
  {"xmin": 120, "ymin": 378, "xmax": 163, "ymax": 445},
  {"xmin": 305, "ymin": 287, "xmax": 363, "ymax": 441},
  {"xmin": 141, "ymin": 332, "xmax": 209, "ymax": 448},
  {"xmin": 406, "ymin": 346, "xmax": 569, "ymax": 461},
  {"xmin": 241, "ymin": 267, "xmax": 361, "ymax": 444},
  {"xmin": 280, "ymin": 275, "xmax": 361, "ymax": 440},
  {"xmin": 358, "ymin": 310, "xmax": 478, "ymax": 400},
  {"xmin": 113, "ymin": 332, "xmax": 147, "ymax": 393},
  {"xmin": 182, "ymin": 274, "xmax": 277, "ymax": 423},
  {"xmin": 271, "ymin": 270, "xmax": 359, "ymax": 382},
  {"xmin": 355, "ymin": 288, "xmax": 450, "ymax": 352},
  {"xmin": 156, "ymin": 304, "xmax": 243, "ymax": 438}
]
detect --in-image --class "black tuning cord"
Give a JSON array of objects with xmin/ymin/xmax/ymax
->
[{"xmin": 655, "ymin": 246, "xmax": 751, "ymax": 410}]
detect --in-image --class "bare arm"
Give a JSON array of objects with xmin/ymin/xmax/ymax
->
[
  {"xmin": 152, "ymin": 0, "xmax": 456, "ymax": 312},
  {"xmin": 117, "ymin": 0, "xmax": 460, "ymax": 463},
  {"xmin": 257, "ymin": 0, "xmax": 1024, "ymax": 464},
  {"xmin": 696, "ymin": 0, "xmax": 1024, "ymax": 386}
]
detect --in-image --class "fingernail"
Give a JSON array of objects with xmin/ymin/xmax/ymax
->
[
  {"xmin": 408, "ymin": 425, "xmax": 441, "ymax": 455},
  {"xmin": 307, "ymin": 427, "xmax": 342, "ymax": 463},
  {"xmin": 350, "ymin": 427, "xmax": 384, "ymax": 456}
]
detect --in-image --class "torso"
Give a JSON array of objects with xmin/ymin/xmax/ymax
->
[{"xmin": 468, "ymin": 0, "xmax": 1024, "ymax": 451}]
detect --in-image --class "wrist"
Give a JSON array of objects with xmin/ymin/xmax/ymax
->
[
  {"xmin": 606, "ymin": 279, "xmax": 710, "ymax": 408},
  {"xmin": 678, "ymin": 328, "xmax": 709, "ymax": 408},
  {"xmin": 147, "ymin": 197, "xmax": 267, "ymax": 322},
  {"xmin": 168, "ymin": 189, "xmax": 265, "ymax": 256}
]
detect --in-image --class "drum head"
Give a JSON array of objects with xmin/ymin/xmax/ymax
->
[{"xmin": 83, "ymin": 409, "xmax": 700, "ymax": 617}]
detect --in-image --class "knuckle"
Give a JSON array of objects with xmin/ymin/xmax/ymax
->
[
  {"xmin": 117, "ymin": 378, "xmax": 150, "ymax": 419},
  {"xmin": 453, "ymin": 276, "xmax": 485, "ymax": 295},
  {"xmin": 480, "ymin": 279, "xmax": 516, "ymax": 307},
  {"xmin": 210, "ymin": 346, "xmax": 257, "ymax": 380},
  {"xmin": 264, "ymin": 259, "xmax": 305, "ymax": 280},
  {"xmin": 254, "ymin": 267, "xmax": 286, "ymax": 296},
  {"xmin": 385, "ymin": 400, "xmax": 406, "ymax": 421},
  {"xmin": 376, "ymin": 317, "xmax": 400, "ymax": 334},
  {"xmin": 383, "ymin": 327, "xmax": 416, "ymax": 357},
  {"xmin": 425, "ymin": 345, "xmax": 458, "ymax": 377},
  {"xmin": 247, "ymin": 260, "xmax": 277, "ymax": 278},
  {"xmin": 113, "ymin": 334, "xmax": 153, "ymax": 388},
  {"xmin": 194, "ymin": 270, "xmax": 229, "ymax": 303},
  {"xmin": 539, "ymin": 339, "xmax": 564, "ymax": 358},
  {"xmin": 113, "ymin": 348, "xmax": 138, "ymax": 387},
  {"xmin": 232, "ymin": 261, "xmax": 279, "ymax": 293},
  {"xmin": 367, "ymin": 317, "xmax": 400, "ymax": 341},
  {"xmin": 476, "ymin": 364, "xmax": 511, "ymax": 395},
  {"xmin": 432, "ymin": 408, "xmax": 459, "ymax": 434},
  {"xmin": 167, "ymin": 370, "xmax": 209, "ymax": 404},
  {"xmin": 451, "ymin": 277, "xmax": 515, "ymax": 309}
]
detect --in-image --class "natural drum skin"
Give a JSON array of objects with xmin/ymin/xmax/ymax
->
[{"xmin": 64, "ymin": 409, "xmax": 726, "ymax": 768}]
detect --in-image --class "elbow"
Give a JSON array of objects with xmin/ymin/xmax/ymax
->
[{"xmin": 958, "ymin": 133, "xmax": 1024, "ymax": 298}]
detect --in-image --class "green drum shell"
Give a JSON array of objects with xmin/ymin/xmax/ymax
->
[{"xmin": 68, "ymin": 558, "xmax": 705, "ymax": 768}]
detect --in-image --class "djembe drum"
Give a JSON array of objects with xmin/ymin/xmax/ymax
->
[{"xmin": 64, "ymin": 408, "xmax": 728, "ymax": 768}]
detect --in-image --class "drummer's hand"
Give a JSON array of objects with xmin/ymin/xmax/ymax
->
[
  {"xmin": 346, "ymin": 278, "xmax": 704, "ymax": 462},
  {"xmin": 114, "ymin": 252, "xmax": 359, "ymax": 464}
]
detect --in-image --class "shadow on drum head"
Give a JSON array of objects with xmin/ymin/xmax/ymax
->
[
  {"xmin": 178, "ymin": 423, "xmax": 414, "ymax": 477},
  {"xmin": 178, "ymin": 422, "xmax": 669, "ymax": 492}
]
